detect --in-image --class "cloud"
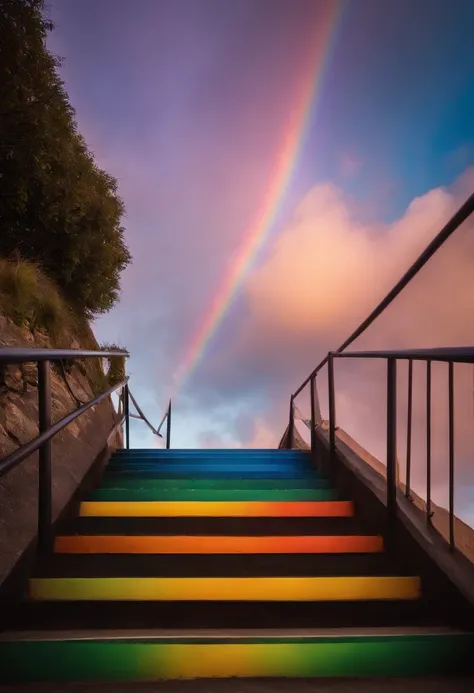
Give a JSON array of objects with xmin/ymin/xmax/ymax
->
[
  {"xmin": 183, "ymin": 169, "xmax": 474, "ymax": 522},
  {"xmin": 245, "ymin": 181, "xmax": 457, "ymax": 341}
]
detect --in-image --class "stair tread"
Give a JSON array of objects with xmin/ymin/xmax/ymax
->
[{"xmin": 0, "ymin": 626, "xmax": 465, "ymax": 641}]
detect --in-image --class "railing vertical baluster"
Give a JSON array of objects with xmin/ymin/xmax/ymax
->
[
  {"xmin": 288, "ymin": 395, "xmax": 294, "ymax": 450},
  {"xmin": 124, "ymin": 383, "xmax": 130, "ymax": 450},
  {"xmin": 166, "ymin": 399, "xmax": 172, "ymax": 450},
  {"xmin": 448, "ymin": 361, "xmax": 455, "ymax": 551},
  {"xmin": 37, "ymin": 360, "xmax": 52, "ymax": 554},
  {"xmin": 405, "ymin": 358, "xmax": 413, "ymax": 497},
  {"xmin": 328, "ymin": 352, "xmax": 336, "ymax": 464},
  {"xmin": 426, "ymin": 360, "xmax": 432, "ymax": 525},
  {"xmin": 310, "ymin": 376, "xmax": 316, "ymax": 454},
  {"xmin": 386, "ymin": 358, "xmax": 397, "ymax": 552}
]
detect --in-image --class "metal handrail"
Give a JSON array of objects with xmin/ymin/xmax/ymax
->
[
  {"xmin": 293, "ymin": 192, "xmax": 474, "ymax": 398},
  {"xmin": 0, "ymin": 347, "xmax": 130, "ymax": 553},
  {"xmin": 288, "ymin": 191, "xmax": 474, "ymax": 559},
  {"xmin": 298, "ymin": 346, "xmax": 474, "ymax": 555},
  {"xmin": 0, "ymin": 346, "xmax": 172, "ymax": 554},
  {"xmin": 128, "ymin": 388, "xmax": 163, "ymax": 438},
  {"xmin": 0, "ymin": 377, "xmax": 128, "ymax": 478},
  {"xmin": 335, "ymin": 346, "xmax": 474, "ymax": 363},
  {"xmin": 157, "ymin": 399, "xmax": 172, "ymax": 450},
  {"xmin": 0, "ymin": 347, "xmax": 129, "ymax": 363}
]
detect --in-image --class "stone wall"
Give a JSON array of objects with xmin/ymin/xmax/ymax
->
[{"xmin": 0, "ymin": 314, "xmax": 121, "ymax": 585}]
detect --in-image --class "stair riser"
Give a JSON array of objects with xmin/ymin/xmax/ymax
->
[
  {"xmin": 78, "ymin": 501, "xmax": 354, "ymax": 517},
  {"xmin": 87, "ymin": 489, "xmax": 339, "ymax": 501},
  {"xmin": 105, "ymin": 465, "xmax": 319, "ymax": 475},
  {"xmin": 97, "ymin": 478, "xmax": 330, "ymax": 490},
  {"xmin": 102, "ymin": 470, "xmax": 320, "ymax": 479},
  {"xmin": 54, "ymin": 535, "xmax": 384, "ymax": 555},
  {"xmin": 28, "ymin": 576, "xmax": 421, "ymax": 601},
  {"xmin": 2, "ymin": 635, "xmax": 473, "ymax": 681}
]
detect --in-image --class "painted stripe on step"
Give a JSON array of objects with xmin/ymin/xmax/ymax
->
[
  {"xmin": 105, "ymin": 464, "xmax": 317, "ymax": 474},
  {"xmin": 1, "ymin": 632, "xmax": 473, "ymax": 681},
  {"xmin": 87, "ymin": 489, "xmax": 339, "ymax": 502},
  {"xmin": 98, "ymin": 478, "xmax": 330, "ymax": 490},
  {"xmin": 28, "ymin": 576, "xmax": 421, "ymax": 602},
  {"xmin": 54, "ymin": 534, "xmax": 384, "ymax": 555},
  {"xmin": 102, "ymin": 470, "xmax": 316, "ymax": 479},
  {"xmin": 78, "ymin": 500, "xmax": 354, "ymax": 518}
]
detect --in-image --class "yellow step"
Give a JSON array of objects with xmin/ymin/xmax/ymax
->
[
  {"xmin": 29, "ymin": 576, "xmax": 421, "ymax": 602},
  {"xmin": 79, "ymin": 500, "xmax": 354, "ymax": 517}
]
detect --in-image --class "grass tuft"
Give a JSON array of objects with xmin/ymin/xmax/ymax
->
[{"xmin": 0, "ymin": 257, "xmax": 70, "ymax": 339}]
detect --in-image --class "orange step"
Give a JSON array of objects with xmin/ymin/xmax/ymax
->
[{"xmin": 54, "ymin": 534, "xmax": 384, "ymax": 554}]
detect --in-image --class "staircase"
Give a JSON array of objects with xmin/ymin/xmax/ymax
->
[{"xmin": 1, "ymin": 448, "xmax": 473, "ymax": 683}]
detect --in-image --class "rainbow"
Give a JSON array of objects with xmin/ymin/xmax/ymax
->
[{"xmin": 173, "ymin": 1, "xmax": 345, "ymax": 393}]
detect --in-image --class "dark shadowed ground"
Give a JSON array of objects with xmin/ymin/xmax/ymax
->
[{"xmin": 2, "ymin": 678, "xmax": 474, "ymax": 693}]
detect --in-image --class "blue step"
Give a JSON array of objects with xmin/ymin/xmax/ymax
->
[{"xmin": 101, "ymin": 468, "xmax": 318, "ymax": 479}]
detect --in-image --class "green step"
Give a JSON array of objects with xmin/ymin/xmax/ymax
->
[
  {"xmin": 98, "ymin": 478, "xmax": 330, "ymax": 490},
  {"xmin": 1, "ymin": 632, "xmax": 473, "ymax": 681},
  {"xmin": 88, "ymin": 488, "xmax": 339, "ymax": 502}
]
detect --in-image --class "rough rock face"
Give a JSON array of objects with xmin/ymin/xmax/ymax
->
[{"xmin": 0, "ymin": 314, "xmax": 121, "ymax": 585}]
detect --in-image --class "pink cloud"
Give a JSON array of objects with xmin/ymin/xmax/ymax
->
[{"xmin": 195, "ymin": 169, "xmax": 474, "ymax": 522}]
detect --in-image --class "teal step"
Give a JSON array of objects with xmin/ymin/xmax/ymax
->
[
  {"xmin": 102, "ymin": 469, "xmax": 318, "ymax": 479},
  {"xmin": 88, "ymin": 488, "xmax": 339, "ymax": 502},
  {"xmin": 97, "ymin": 478, "xmax": 330, "ymax": 490}
]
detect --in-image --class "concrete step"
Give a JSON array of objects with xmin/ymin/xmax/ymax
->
[{"xmin": 1, "ymin": 627, "xmax": 473, "ymax": 681}]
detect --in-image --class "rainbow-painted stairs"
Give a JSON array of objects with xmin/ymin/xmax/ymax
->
[{"xmin": 1, "ymin": 448, "xmax": 473, "ymax": 682}]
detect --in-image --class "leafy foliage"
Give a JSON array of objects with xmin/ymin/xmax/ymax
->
[
  {"xmin": 0, "ymin": 0, "xmax": 131, "ymax": 317},
  {"xmin": 100, "ymin": 342, "xmax": 128, "ymax": 386}
]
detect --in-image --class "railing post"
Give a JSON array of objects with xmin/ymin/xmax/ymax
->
[
  {"xmin": 448, "ymin": 362, "xmax": 455, "ymax": 551},
  {"xmin": 310, "ymin": 376, "xmax": 317, "ymax": 454},
  {"xmin": 288, "ymin": 395, "xmax": 294, "ymax": 450},
  {"xmin": 166, "ymin": 399, "xmax": 172, "ymax": 450},
  {"xmin": 386, "ymin": 358, "xmax": 397, "ymax": 553},
  {"xmin": 124, "ymin": 383, "xmax": 130, "ymax": 450},
  {"xmin": 37, "ymin": 360, "xmax": 52, "ymax": 554},
  {"xmin": 405, "ymin": 358, "xmax": 413, "ymax": 497},
  {"xmin": 426, "ymin": 360, "xmax": 432, "ymax": 525},
  {"xmin": 328, "ymin": 352, "xmax": 336, "ymax": 464}
]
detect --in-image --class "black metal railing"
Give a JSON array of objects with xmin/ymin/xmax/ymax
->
[
  {"xmin": 156, "ymin": 399, "xmax": 172, "ymax": 450},
  {"xmin": 0, "ymin": 348, "xmax": 129, "ymax": 553},
  {"xmin": 332, "ymin": 347, "xmax": 472, "ymax": 551},
  {"xmin": 0, "ymin": 347, "xmax": 170, "ymax": 553},
  {"xmin": 289, "ymin": 191, "xmax": 474, "ymax": 554}
]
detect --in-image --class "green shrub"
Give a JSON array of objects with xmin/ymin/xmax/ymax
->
[
  {"xmin": 100, "ymin": 342, "xmax": 128, "ymax": 386},
  {"xmin": 0, "ymin": 257, "xmax": 70, "ymax": 339},
  {"xmin": 0, "ymin": 0, "xmax": 131, "ymax": 317}
]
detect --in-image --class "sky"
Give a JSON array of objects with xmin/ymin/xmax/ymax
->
[{"xmin": 46, "ymin": 0, "xmax": 474, "ymax": 525}]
